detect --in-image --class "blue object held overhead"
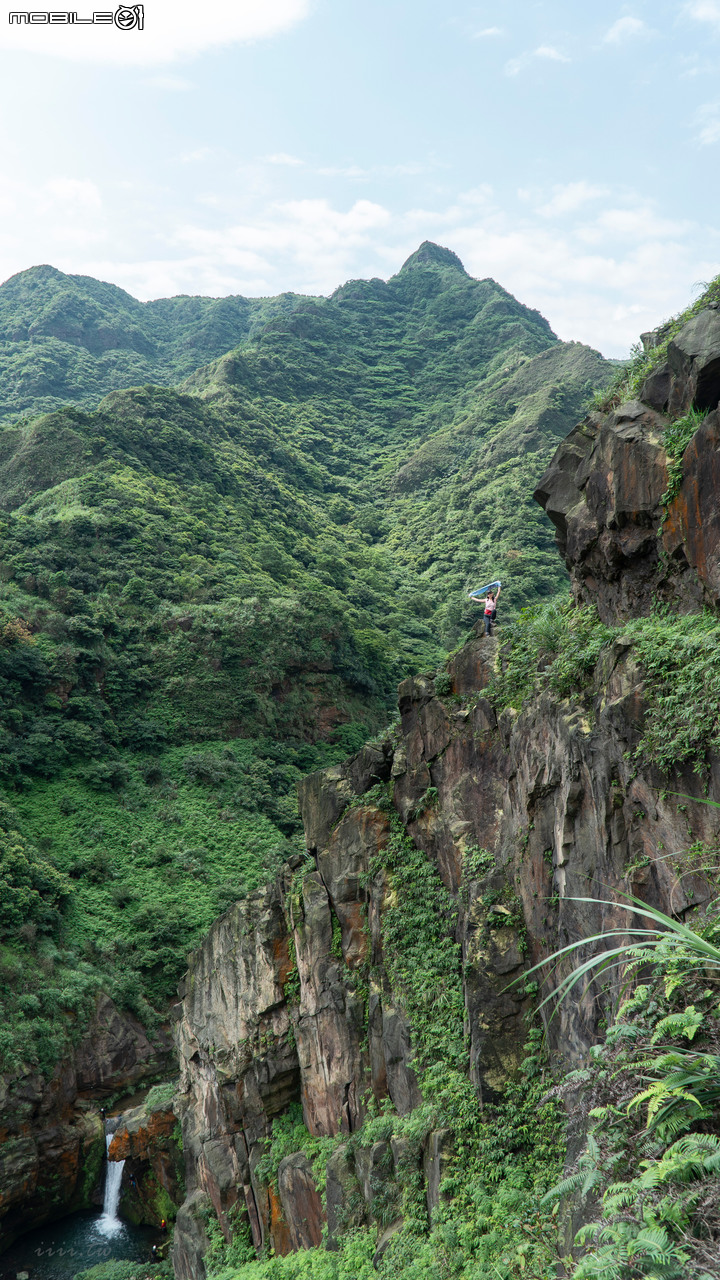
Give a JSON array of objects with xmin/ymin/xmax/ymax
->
[{"xmin": 468, "ymin": 578, "xmax": 501, "ymax": 600}]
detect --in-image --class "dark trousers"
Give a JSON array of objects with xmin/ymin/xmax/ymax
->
[{"xmin": 484, "ymin": 615, "xmax": 492, "ymax": 635}]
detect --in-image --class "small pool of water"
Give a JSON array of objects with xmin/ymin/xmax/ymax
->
[{"xmin": 0, "ymin": 1211, "xmax": 161, "ymax": 1280}]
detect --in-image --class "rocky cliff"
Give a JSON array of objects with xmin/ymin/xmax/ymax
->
[
  {"xmin": 168, "ymin": 303, "xmax": 720, "ymax": 1275},
  {"xmin": 536, "ymin": 305, "xmax": 720, "ymax": 622}
]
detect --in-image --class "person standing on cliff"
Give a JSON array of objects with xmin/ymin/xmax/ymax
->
[{"xmin": 481, "ymin": 585, "xmax": 499, "ymax": 635}]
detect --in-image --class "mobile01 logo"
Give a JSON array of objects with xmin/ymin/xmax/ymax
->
[{"xmin": 9, "ymin": 5, "xmax": 144, "ymax": 27}]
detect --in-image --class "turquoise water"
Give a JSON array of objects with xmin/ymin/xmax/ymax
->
[{"xmin": 0, "ymin": 1211, "xmax": 160, "ymax": 1280}]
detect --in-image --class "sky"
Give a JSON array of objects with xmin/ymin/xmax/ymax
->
[{"xmin": 1, "ymin": 0, "xmax": 720, "ymax": 356}]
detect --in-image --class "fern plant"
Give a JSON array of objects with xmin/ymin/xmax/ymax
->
[{"xmin": 524, "ymin": 892, "xmax": 720, "ymax": 1280}]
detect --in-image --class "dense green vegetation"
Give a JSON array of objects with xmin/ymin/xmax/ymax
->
[
  {"xmin": 74, "ymin": 1262, "xmax": 171, "ymax": 1280},
  {"xmin": 4, "ymin": 246, "xmax": 720, "ymax": 1280},
  {"xmin": 661, "ymin": 406, "xmax": 708, "ymax": 509},
  {"xmin": 0, "ymin": 242, "xmax": 613, "ymax": 1071},
  {"xmin": 492, "ymin": 599, "xmax": 720, "ymax": 773},
  {"xmin": 0, "ymin": 733, "xmax": 361, "ymax": 1073},
  {"xmin": 0, "ymin": 263, "xmax": 309, "ymax": 424},
  {"xmin": 538, "ymin": 898, "xmax": 720, "ymax": 1279}
]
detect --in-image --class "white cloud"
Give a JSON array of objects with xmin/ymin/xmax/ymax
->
[
  {"xmin": 179, "ymin": 148, "xmax": 217, "ymax": 164},
  {"xmin": 505, "ymin": 44, "xmax": 570, "ymax": 75},
  {"xmin": 0, "ymin": 0, "xmax": 310, "ymax": 66},
  {"xmin": 166, "ymin": 197, "xmax": 392, "ymax": 294},
  {"xmin": 317, "ymin": 166, "xmax": 369, "ymax": 178},
  {"xmin": 534, "ymin": 44, "xmax": 569, "ymax": 61},
  {"xmin": 0, "ymin": 173, "xmax": 110, "ymax": 280},
  {"xmin": 604, "ymin": 16, "xmax": 646, "ymax": 43},
  {"xmin": 538, "ymin": 181, "xmax": 609, "ymax": 217},
  {"xmin": 473, "ymin": 26, "xmax": 503, "ymax": 38},
  {"xmin": 685, "ymin": 1, "xmax": 720, "ymax": 30},
  {"xmin": 264, "ymin": 153, "xmax": 304, "ymax": 166},
  {"xmin": 442, "ymin": 204, "xmax": 718, "ymax": 356},
  {"xmin": 695, "ymin": 101, "xmax": 720, "ymax": 144}
]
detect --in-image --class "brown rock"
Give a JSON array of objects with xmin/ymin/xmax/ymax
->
[
  {"xmin": 293, "ymin": 871, "xmax": 368, "ymax": 1135},
  {"xmin": 663, "ymin": 409, "xmax": 720, "ymax": 605},
  {"xmin": 325, "ymin": 1143, "xmax": 367, "ymax": 1246},
  {"xmin": 75, "ymin": 993, "xmax": 171, "ymax": 1094},
  {"xmin": 446, "ymin": 628, "xmax": 496, "ymax": 695},
  {"xmin": 172, "ymin": 1188, "xmax": 212, "ymax": 1280},
  {"xmin": 277, "ymin": 1152, "xmax": 324, "ymax": 1249},
  {"xmin": 535, "ymin": 402, "xmax": 670, "ymax": 624},
  {"xmin": 666, "ymin": 307, "xmax": 720, "ymax": 416},
  {"xmin": 108, "ymin": 1101, "xmax": 176, "ymax": 1162},
  {"xmin": 298, "ymin": 744, "xmax": 393, "ymax": 854},
  {"xmin": 173, "ymin": 881, "xmax": 299, "ymax": 1264}
]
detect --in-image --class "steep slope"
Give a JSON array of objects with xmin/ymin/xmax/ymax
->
[
  {"xmin": 187, "ymin": 242, "xmax": 611, "ymax": 619},
  {"xmin": 168, "ymin": 295, "xmax": 720, "ymax": 1280},
  {"xmin": 0, "ymin": 247, "xmax": 614, "ymax": 1251},
  {"xmin": 0, "ymin": 263, "xmax": 309, "ymax": 424}
]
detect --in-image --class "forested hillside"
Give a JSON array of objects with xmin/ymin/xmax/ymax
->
[
  {"xmin": 0, "ymin": 244, "xmax": 612, "ymax": 1182},
  {"xmin": 0, "ymin": 263, "xmax": 309, "ymax": 424}
]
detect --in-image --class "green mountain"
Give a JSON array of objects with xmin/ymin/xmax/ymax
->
[
  {"xmin": 0, "ymin": 262, "xmax": 310, "ymax": 424},
  {"xmin": 0, "ymin": 243, "xmax": 613, "ymax": 1072}
]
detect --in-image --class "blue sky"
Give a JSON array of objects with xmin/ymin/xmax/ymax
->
[{"xmin": 1, "ymin": 0, "xmax": 720, "ymax": 354}]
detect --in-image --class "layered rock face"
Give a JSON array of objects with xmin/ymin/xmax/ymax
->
[
  {"xmin": 0, "ymin": 994, "xmax": 172, "ymax": 1250},
  {"xmin": 535, "ymin": 306, "xmax": 720, "ymax": 623},
  {"xmin": 172, "ymin": 307, "xmax": 720, "ymax": 1275}
]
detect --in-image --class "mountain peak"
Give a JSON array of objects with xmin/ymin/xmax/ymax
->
[{"xmin": 398, "ymin": 241, "xmax": 468, "ymax": 275}]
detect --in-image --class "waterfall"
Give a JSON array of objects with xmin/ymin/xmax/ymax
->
[{"xmin": 97, "ymin": 1127, "xmax": 125, "ymax": 1237}]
